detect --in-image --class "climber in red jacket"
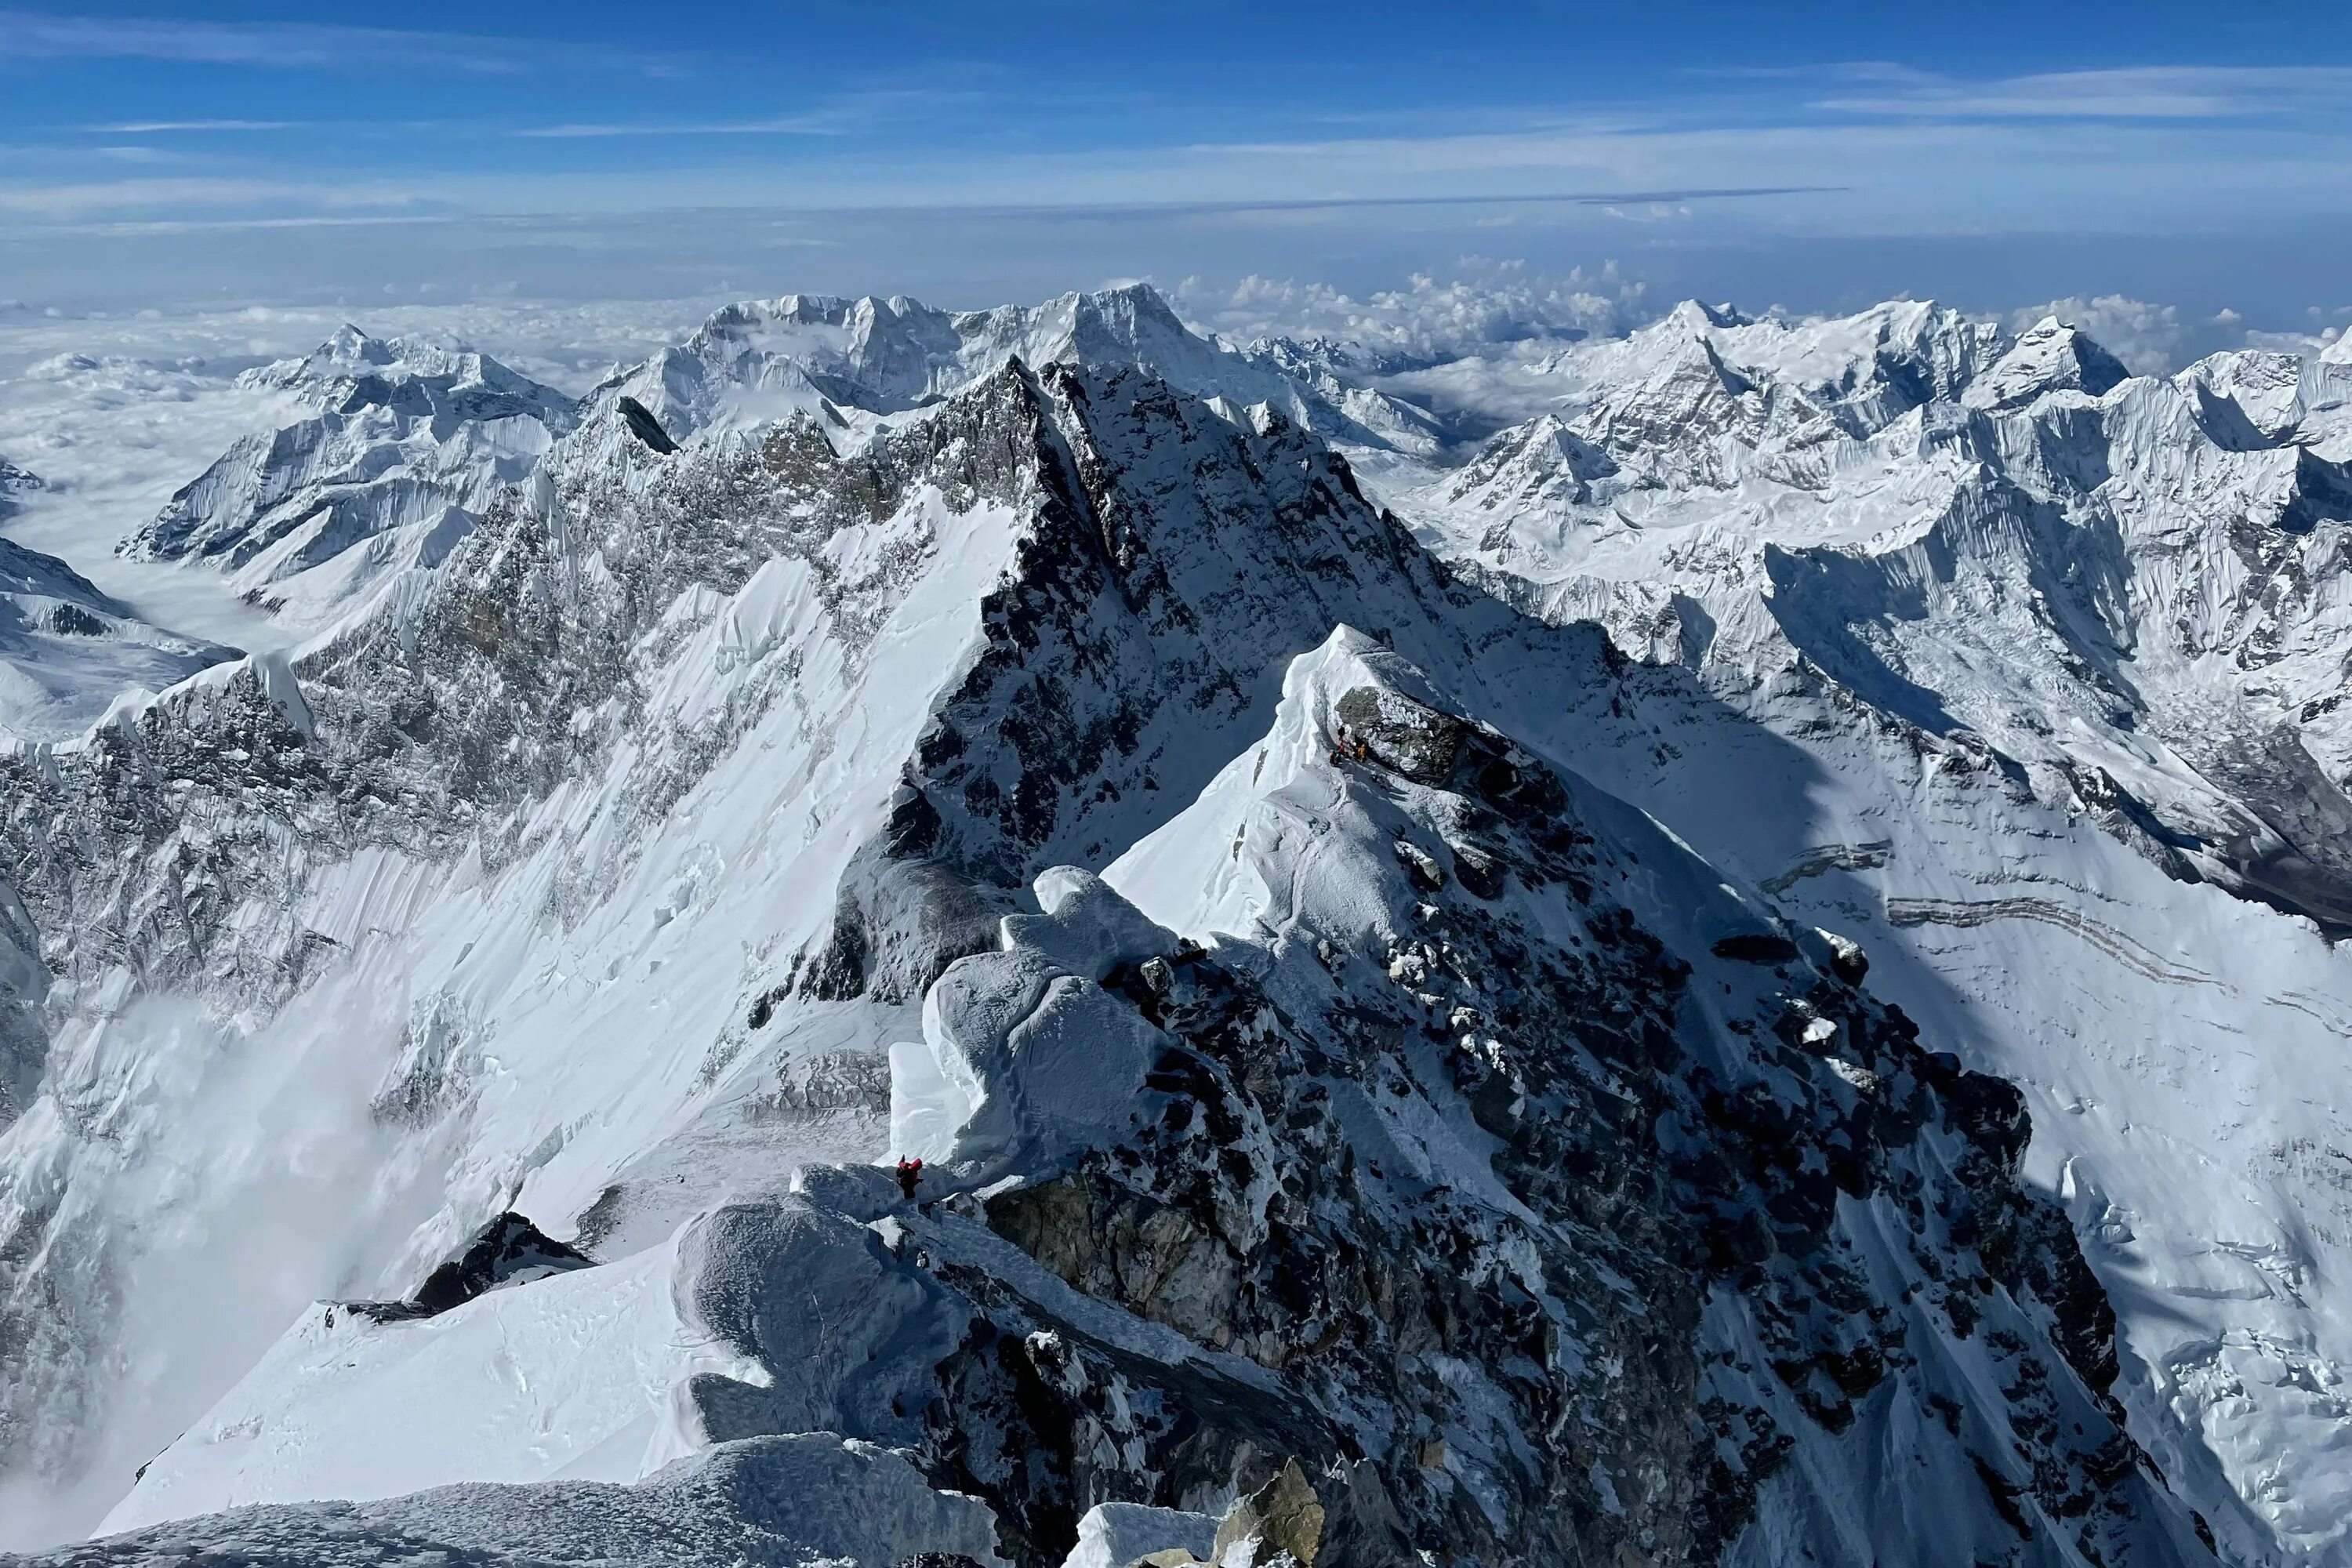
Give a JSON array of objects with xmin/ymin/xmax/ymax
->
[{"xmin": 895, "ymin": 1156, "xmax": 924, "ymax": 1203}]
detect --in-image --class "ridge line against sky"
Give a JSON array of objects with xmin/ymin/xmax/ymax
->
[{"xmin": 5, "ymin": 2, "xmax": 2352, "ymax": 327}]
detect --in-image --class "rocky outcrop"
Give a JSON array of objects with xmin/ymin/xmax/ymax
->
[
  {"xmin": 1208, "ymin": 1461, "xmax": 1323, "ymax": 1567},
  {"xmin": 346, "ymin": 1211, "xmax": 591, "ymax": 1322}
]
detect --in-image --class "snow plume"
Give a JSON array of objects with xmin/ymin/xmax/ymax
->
[
  {"xmin": 0, "ymin": 979, "xmax": 446, "ymax": 1549},
  {"xmin": 1176, "ymin": 257, "xmax": 1646, "ymax": 364},
  {"xmin": 2006, "ymin": 292, "xmax": 2187, "ymax": 373}
]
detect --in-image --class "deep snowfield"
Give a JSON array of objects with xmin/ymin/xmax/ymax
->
[{"xmin": 0, "ymin": 282, "xmax": 2349, "ymax": 1568}]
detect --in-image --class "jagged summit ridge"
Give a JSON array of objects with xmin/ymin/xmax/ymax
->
[
  {"xmin": 588, "ymin": 282, "xmax": 1241, "ymax": 439},
  {"xmin": 589, "ymin": 281, "xmax": 1442, "ymax": 458},
  {"xmin": 1965, "ymin": 314, "xmax": 2133, "ymax": 412},
  {"xmin": 111, "ymin": 285, "xmax": 1439, "ymax": 654}
]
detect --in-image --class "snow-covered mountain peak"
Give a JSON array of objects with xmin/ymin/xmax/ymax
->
[
  {"xmin": 2174, "ymin": 349, "xmax": 2309, "ymax": 444},
  {"xmin": 1011, "ymin": 279, "xmax": 1198, "ymax": 363},
  {"xmin": 237, "ymin": 327, "xmax": 578, "ymax": 431},
  {"xmin": 1964, "ymin": 313, "xmax": 2133, "ymax": 411},
  {"xmin": 1503, "ymin": 297, "xmax": 2010, "ymax": 486},
  {"xmin": 1439, "ymin": 412, "xmax": 1619, "ymax": 517},
  {"xmin": 0, "ymin": 454, "xmax": 42, "ymax": 518},
  {"xmin": 1661, "ymin": 297, "xmax": 1751, "ymax": 333},
  {"xmin": 122, "ymin": 328, "xmax": 578, "ymax": 632},
  {"xmin": 593, "ymin": 280, "xmax": 1444, "ymax": 465}
]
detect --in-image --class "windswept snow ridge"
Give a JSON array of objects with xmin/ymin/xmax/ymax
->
[{"xmin": 2, "ymin": 281, "xmax": 2351, "ymax": 1568}]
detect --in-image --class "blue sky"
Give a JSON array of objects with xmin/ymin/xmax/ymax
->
[{"xmin": 6, "ymin": 1, "xmax": 2352, "ymax": 332}]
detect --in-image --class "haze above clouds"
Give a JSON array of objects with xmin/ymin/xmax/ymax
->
[{"xmin": 2, "ymin": 0, "xmax": 2351, "ymax": 346}]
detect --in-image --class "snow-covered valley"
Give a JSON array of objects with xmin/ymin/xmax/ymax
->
[{"xmin": 2, "ymin": 281, "xmax": 2350, "ymax": 1568}]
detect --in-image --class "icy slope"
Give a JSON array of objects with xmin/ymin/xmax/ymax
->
[
  {"xmin": 52, "ymin": 1437, "xmax": 1007, "ymax": 1568},
  {"xmin": 5, "ymin": 351, "xmax": 2234, "ymax": 1566},
  {"xmin": 6, "ymin": 350, "xmax": 1449, "ymax": 1538},
  {"xmin": 0, "ymin": 380, "xmax": 1037, "ymax": 1541},
  {"xmin": 94, "ymin": 615, "xmax": 2214, "ymax": 1568}
]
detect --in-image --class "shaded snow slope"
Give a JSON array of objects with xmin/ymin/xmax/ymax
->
[
  {"xmin": 1474, "ymin": 624, "xmax": 2352, "ymax": 1568},
  {"xmin": 1359, "ymin": 294, "xmax": 2352, "ymax": 1561}
]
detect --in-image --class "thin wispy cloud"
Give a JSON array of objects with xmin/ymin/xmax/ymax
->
[
  {"xmin": 0, "ymin": 175, "xmax": 438, "ymax": 219},
  {"xmin": 0, "ymin": 107, "xmax": 2328, "ymax": 230},
  {"xmin": 517, "ymin": 115, "xmax": 846, "ymax": 139},
  {"xmin": 514, "ymin": 86, "xmax": 978, "ymax": 140},
  {"xmin": 0, "ymin": 9, "xmax": 682, "ymax": 74},
  {"xmin": 78, "ymin": 119, "xmax": 301, "ymax": 133},
  {"xmin": 1810, "ymin": 64, "xmax": 2352, "ymax": 121}
]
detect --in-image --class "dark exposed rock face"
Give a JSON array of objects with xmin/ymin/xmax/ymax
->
[
  {"xmin": 1709, "ymin": 933, "xmax": 1802, "ymax": 964},
  {"xmin": 1210, "ymin": 1459, "xmax": 1324, "ymax": 1566},
  {"xmin": 0, "ymin": 880, "xmax": 43, "ymax": 1127},
  {"xmin": 616, "ymin": 395, "xmax": 679, "ymax": 455},
  {"xmin": 411, "ymin": 1211, "xmax": 592, "ymax": 1313},
  {"xmin": 347, "ymin": 1212, "xmax": 591, "ymax": 1323}
]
